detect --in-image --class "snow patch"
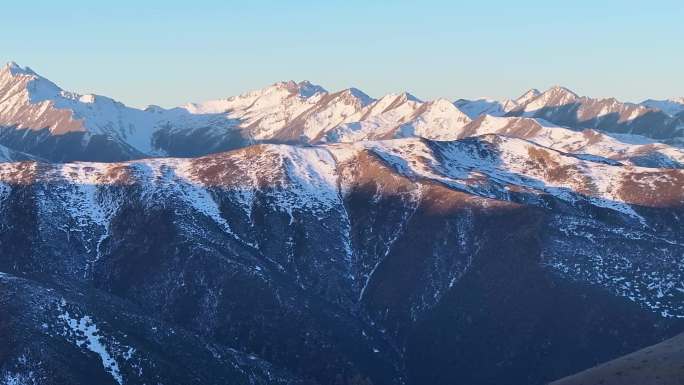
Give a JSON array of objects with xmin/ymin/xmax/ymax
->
[{"xmin": 55, "ymin": 299, "xmax": 124, "ymax": 385}]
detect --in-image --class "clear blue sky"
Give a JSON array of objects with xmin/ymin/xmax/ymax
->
[{"xmin": 4, "ymin": 0, "xmax": 683, "ymax": 107}]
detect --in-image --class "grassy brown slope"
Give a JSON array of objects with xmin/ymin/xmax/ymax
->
[{"xmin": 550, "ymin": 333, "xmax": 684, "ymax": 385}]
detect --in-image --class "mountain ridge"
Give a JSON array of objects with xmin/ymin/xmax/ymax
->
[
  {"xmin": 1, "ymin": 132, "xmax": 682, "ymax": 385},
  {"xmin": 2, "ymin": 61, "xmax": 682, "ymax": 164}
]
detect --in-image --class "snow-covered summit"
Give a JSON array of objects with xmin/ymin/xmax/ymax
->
[
  {"xmin": 397, "ymin": 98, "xmax": 472, "ymax": 140},
  {"xmin": 321, "ymin": 92, "xmax": 468, "ymax": 142},
  {"xmin": 514, "ymin": 88, "xmax": 542, "ymax": 105},
  {"xmin": 515, "ymin": 86, "xmax": 579, "ymax": 114},
  {"xmin": 454, "ymin": 98, "xmax": 509, "ymax": 118},
  {"xmin": 290, "ymin": 80, "xmax": 327, "ymax": 98},
  {"xmin": 343, "ymin": 87, "xmax": 374, "ymax": 106},
  {"xmin": 0, "ymin": 61, "xmax": 86, "ymax": 135},
  {"xmin": 1, "ymin": 61, "xmax": 38, "ymax": 77}
]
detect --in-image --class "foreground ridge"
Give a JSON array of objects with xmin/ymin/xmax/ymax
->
[{"xmin": 0, "ymin": 134, "xmax": 682, "ymax": 384}]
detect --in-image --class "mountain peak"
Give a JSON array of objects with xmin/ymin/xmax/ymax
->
[
  {"xmin": 515, "ymin": 88, "xmax": 541, "ymax": 104},
  {"xmin": 340, "ymin": 87, "xmax": 374, "ymax": 106},
  {"xmin": 515, "ymin": 85, "xmax": 578, "ymax": 109},
  {"xmin": 545, "ymin": 85, "xmax": 578, "ymax": 98},
  {"xmin": 1, "ymin": 61, "xmax": 37, "ymax": 77},
  {"xmin": 402, "ymin": 92, "xmax": 421, "ymax": 103},
  {"xmin": 296, "ymin": 80, "xmax": 327, "ymax": 98},
  {"xmin": 0, "ymin": 61, "xmax": 62, "ymax": 102},
  {"xmin": 273, "ymin": 80, "xmax": 326, "ymax": 98}
]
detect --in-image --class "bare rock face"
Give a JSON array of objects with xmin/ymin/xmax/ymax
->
[{"xmin": 0, "ymin": 135, "xmax": 682, "ymax": 385}]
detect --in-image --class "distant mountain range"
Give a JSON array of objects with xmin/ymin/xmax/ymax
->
[
  {"xmin": 1, "ymin": 62, "xmax": 682, "ymax": 162},
  {"xmin": 458, "ymin": 87, "xmax": 684, "ymax": 144},
  {"xmin": 1, "ymin": 62, "xmax": 683, "ymax": 385}
]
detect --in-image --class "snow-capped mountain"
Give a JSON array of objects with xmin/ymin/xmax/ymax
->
[
  {"xmin": 0, "ymin": 62, "xmax": 250, "ymax": 161},
  {"xmin": 641, "ymin": 97, "xmax": 684, "ymax": 117},
  {"xmin": 0, "ymin": 61, "xmax": 161, "ymax": 159},
  {"xmin": 0, "ymin": 63, "xmax": 473, "ymax": 161},
  {"xmin": 182, "ymin": 80, "xmax": 330, "ymax": 140},
  {"xmin": 1, "ymin": 135, "xmax": 682, "ymax": 385},
  {"xmin": 187, "ymin": 88, "xmax": 472, "ymax": 143},
  {"xmin": 514, "ymin": 88, "xmax": 543, "ymax": 105},
  {"xmin": 395, "ymin": 98, "xmax": 472, "ymax": 140},
  {"xmin": 461, "ymin": 115, "xmax": 684, "ymax": 168},
  {"xmin": 454, "ymin": 89, "xmax": 542, "ymax": 118},
  {"xmin": 506, "ymin": 86, "xmax": 684, "ymax": 145},
  {"xmin": 0, "ymin": 62, "xmax": 85, "ymax": 135},
  {"xmin": 1, "ymin": 62, "xmax": 682, "ymax": 164},
  {"xmin": 321, "ymin": 94, "xmax": 472, "ymax": 142},
  {"xmin": 513, "ymin": 85, "xmax": 580, "ymax": 113}
]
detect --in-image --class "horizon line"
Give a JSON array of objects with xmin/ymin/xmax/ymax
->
[{"xmin": 2, "ymin": 61, "xmax": 681, "ymax": 110}]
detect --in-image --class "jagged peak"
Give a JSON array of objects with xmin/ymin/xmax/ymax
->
[
  {"xmin": 378, "ymin": 91, "xmax": 422, "ymax": 104},
  {"xmin": 515, "ymin": 88, "xmax": 541, "ymax": 103},
  {"xmin": 0, "ymin": 62, "xmax": 64, "ymax": 103},
  {"xmin": 543, "ymin": 85, "xmax": 579, "ymax": 98},
  {"xmin": 1, "ymin": 61, "xmax": 37, "ymax": 77},
  {"xmin": 271, "ymin": 80, "xmax": 327, "ymax": 98},
  {"xmin": 402, "ymin": 92, "xmax": 422, "ymax": 103},
  {"xmin": 345, "ymin": 87, "xmax": 372, "ymax": 99},
  {"xmin": 296, "ymin": 80, "xmax": 327, "ymax": 98},
  {"xmin": 336, "ymin": 87, "xmax": 374, "ymax": 106}
]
